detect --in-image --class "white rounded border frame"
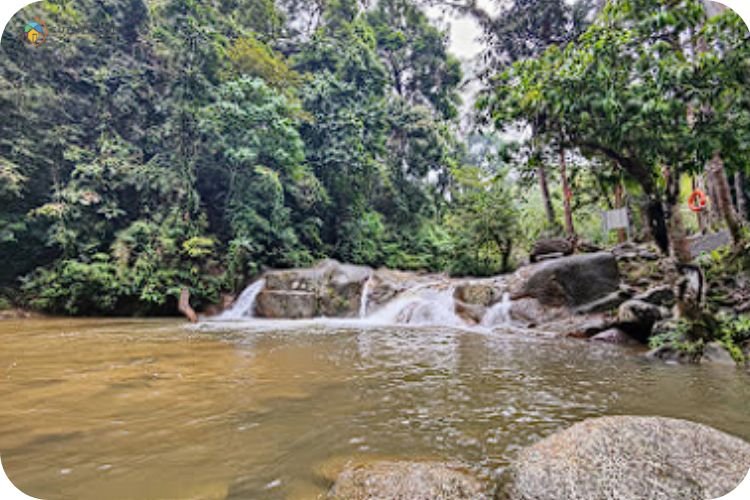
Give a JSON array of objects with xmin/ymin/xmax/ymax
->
[{"xmin": 0, "ymin": 0, "xmax": 749, "ymax": 499}]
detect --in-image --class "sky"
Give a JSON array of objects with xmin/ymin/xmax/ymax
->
[
  {"xmin": 441, "ymin": 12, "xmax": 486, "ymax": 59},
  {"xmin": 425, "ymin": 1, "xmax": 498, "ymax": 61}
]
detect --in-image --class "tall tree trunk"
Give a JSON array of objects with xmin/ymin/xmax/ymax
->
[
  {"xmin": 665, "ymin": 167, "xmax": 692, "ymax": 264},
  {"xmin": 537, "ymin": 166, "xmax": 556, "ymax": 228},
  {"xmin": 646, "ymin": 198, "xmax": 670, "ymax": 254},
  {"xmin": 709, "ymin": 153, "xmax": 742, "ymax": 243},
  {"xmin": 664, "ymin": 167, "xmax": 709, "ymax": 329},
  {"xmin": 614, "ymin": 182, "xmax": 627, "ymax": 243},
  {"xmin": 735, "ymin": 171, "xmax": 747, "ymax": 222},
  {"xmin": 497, "ymin": 237, "xmax": 513, "ymax": 273},
  {"xmin": 559, "ymin": 147, "xmax": 575, "ymax": 237},
  {"xmin": 699, "ymin": 2, "xmax": 742, "ymax": 242},
  {"xmin": 706, "ymin": 173, "xmax": 722, "ymax": 228}
]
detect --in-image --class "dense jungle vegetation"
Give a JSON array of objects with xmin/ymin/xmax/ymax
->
[{"xmin": 1, "ymin": 0, "xmax": 749, "ymax": 317}]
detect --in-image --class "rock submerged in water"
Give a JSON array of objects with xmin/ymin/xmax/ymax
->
[
  {"xmin": 647, "ymin": 340, "xmax": 738, "ymax": 366},
  {"xmin": 327, "ymin": 461, "xmax": 490, "ymax": 500},
  {"xmin": 504, "ymin": 416, "xmax": 750, "ymax": 500},
  {"xmin": 590, "ymin": 327, "xmax": 639, "ymax": 345}
]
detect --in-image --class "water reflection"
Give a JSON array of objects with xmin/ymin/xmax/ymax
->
[{"xmin": 0, "ymin": 318, "xmax": 748, "ymax": 499}]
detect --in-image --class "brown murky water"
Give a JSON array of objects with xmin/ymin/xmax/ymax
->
[{"xmin": 1, "ymin": 318, "xmax": 749, "ymax": 499}]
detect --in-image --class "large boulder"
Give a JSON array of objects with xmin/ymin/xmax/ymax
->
[
  {"xmin": 648, "ymin": 341, "xmax": 739, "ymax": 366},
  {"xmin": 320, "ymin": 261, "xmax": 372, "ymax": 316},
  {"xmin": 515, "ymin": 252, "xmax": 621, "ymax": 308},
  {"xmin": 573, "ymin": 288, "xmax": 632, "ymax": 314},
  {"xmin": 327, "ymin": 461, "xmax": 489, "ymax": 500},
  {"xmin": 504, "ymin": 416, "xmax": 750, "ymax": 500},
  {"xmin": 617, "ymin": 299, "xmax": 669, "ymax": 342},
  {"xmin": 255, "ymin": 260, "xmax": 371, "ymax": 318},
  {"xmin": 529, "ymin": 237, "xmax": 575, "ymax": 263},
  {"xmin": 454, "ymin": 281, "xmax": 500, "ymax": 307},
  {"xmin": 255, "ymin": 290, "xmax": 317, "ymax": 319}
]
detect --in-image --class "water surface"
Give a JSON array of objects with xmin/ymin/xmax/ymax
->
[{"xmin": 1, "ymin": 318, "xmax": 748, "ymax": 499}]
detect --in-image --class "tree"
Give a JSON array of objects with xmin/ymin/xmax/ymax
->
[
  {"xmin": 368, "ymin": 0, "xmax": 462, "ymax": 119},
  {"xmin": 446, "ymin": 166, "xmax": 519, "ymax": 275},
  {"xmin": 484, "ymin": 0, "xmax": 748, "ymax": 255},
  {"xmin": 1, "ymin": 0, "xmax": 474, "ymax": 314},
  {"xmin": 198, "ymin": 77, "xmax": 324, "ymax": 272},
  {"xmin": 458, "ymin": 0, "xmax": 598, "ymax": 234}
]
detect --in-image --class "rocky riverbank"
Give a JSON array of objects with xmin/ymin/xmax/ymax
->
[
  {"xmin": 211, "ymin": 243, "xmax": 749, "ymax": 366},
  {"xmin": 321, "ymin": 416, "xmax": 750, "ymax": 499}
]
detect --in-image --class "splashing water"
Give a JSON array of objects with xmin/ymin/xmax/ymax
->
[
  {"xmin": 359, "ymin": 275, "xmax": 375, "ymax": 318},
  {"xmin": 482, "ymin": 292, "xmax": 513, "ymax": 327},
  {"xmin": 365, "ymin": 285, "xmax": 464, "ymax": 327},
  {"xmin": 216, "ymin": 279, "xmax": 266, "ymax": 320},
  {"xmin": 214, "ymin": 279, "xmax": 474, "ymax": 330}
]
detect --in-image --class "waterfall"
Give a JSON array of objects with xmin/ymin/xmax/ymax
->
[
  {"xmin": 359, "ymin": 275, "xmax": 375, "ymax": 318},
  {"xmin": 481, "ymin": 292, "xmax": 512, "ymax": 327},
  {"xmin": 366, "ymin": 285, "xmax": 464, "ymax": 327},
  {"xmin": 216, "ymin": 279, "xmax": 266, "ymax": 320},
  {"xmin": 209, "ymin": 275, "xmax": 515, "ymax": 331}
]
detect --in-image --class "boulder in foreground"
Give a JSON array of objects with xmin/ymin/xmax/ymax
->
[
  {"xmin": 504, "ymin": 415, "xmax": 750, "ymax": 500},
  {"xmin": 327, "ymin": 461, "xmax": 489, "ymax": 500}
]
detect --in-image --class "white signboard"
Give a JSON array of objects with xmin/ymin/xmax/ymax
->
[{"xmin": 602, "ymin": 208, "xmax": 630, "ymax": 240}]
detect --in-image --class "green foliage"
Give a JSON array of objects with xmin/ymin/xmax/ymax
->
[
  {"xmin": 0, "ymin": 296, "xmax": 12, "ymax": 311},
  {"xmin": 483, "ymin": 0, "xmax": 750, "ymax": 254},
  {"xmin": 445, "ymin": 166, "xmax": 520, "ymax": 276},
  {"xmin": 2, "ymin": 0, "xmax": 482, "ymax": 315},
  {"xmin": 648, "ymin": 313, "xmax": 750, "ymax": 365},
  {"xmin": 22, "ymin": 258, "xmax": 124, "ymax": 315},
  {"xmin": 648, "ymin": 320, "xmax": 705, "ymax": 356},
  {"xmin": 5, "ymin": 0, "xmax": 748, "ymax": 319},
  {"xmin": 198, "ymin": 76, "xmax": 322, "ymax": 272},
  {"xmin": 23, "ymin": 212, "xmax": 223, "ymax": 315},
  {"xmin": 716, "ymin": 313, "xmax": 750, "ymax": 363},
  {"xmin": 367, "ymin": 0, "xmax": 462, "ymax": 119},
  {"xmin": 226, "ymin": 36, "xmax": 301, "ymax": 89},
  {"xmin": 182, "ymin": 237, "xmax": 215, "ymax": 259}
]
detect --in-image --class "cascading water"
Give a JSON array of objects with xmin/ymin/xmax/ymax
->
[
  {"xmin": 359, "ymin": 275, "xmax": 374, "ymax": 318},
  {"xmin": 365, "ymin": 285, "xmax": 464, "ymax": 327},
  {"xmin": 481, "ymin": 292, "xmax": 512, "ymax": 327},
  {"xmin": 212, "ymin": 277, "xmax": 509, "ymax": 331},
  {"xmin": 216, "ymin": 279, "xmax": 266, "ymax": 320}
]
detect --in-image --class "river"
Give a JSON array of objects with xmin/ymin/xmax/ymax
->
[{"xmin": 1, "ymin": 318, "xmax": 748, "ymax": 499}]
